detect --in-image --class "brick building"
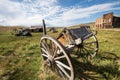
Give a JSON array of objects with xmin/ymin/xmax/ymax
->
[
  {"xmin": 95, "ymin": 18, "xmax": 104, "ymax": 28},
  {"xmin": 95, "ymin": 12, "xmax": 120, "ymax": 28}
]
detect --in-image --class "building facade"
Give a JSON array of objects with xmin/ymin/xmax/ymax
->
[
  {"xmin": 95, "ymin": 12, "xmax": 120, "ymax": 28},
  {"xmin": 103, "ymin": 12, "xmax": 113, "ymax": 28},
  {"xmin": 95, "ymin": 18, "xmax": 104, "ymax": 28}
]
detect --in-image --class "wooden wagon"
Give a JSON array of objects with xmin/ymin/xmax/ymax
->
[{"xmin": 40, "ymin": 20, "xmax": 99, "ymax": 80}]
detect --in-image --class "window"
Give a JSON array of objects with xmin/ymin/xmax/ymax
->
[{"xmin": 109, "ymin": 18, "xmax": 111, "ymax": 22}]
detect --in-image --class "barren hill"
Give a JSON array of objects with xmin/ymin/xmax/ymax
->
[{"xmin": 70, "ymin": 22, "xmax": 95, "ymax": 28}]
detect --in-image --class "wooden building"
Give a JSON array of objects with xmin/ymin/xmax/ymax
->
[
  {"xmin": 103, "ymin": 12, "xmax": 113, "ymax": 28},
  {"xmin": 112, "ymin": 15, "xmax": 120, "ymax": 28},
  {"xmin": 95, "ymin": 18, "xmax": 104, "ymax": 28},
  {"xmin": 29, "ymin": 26, "xmax": 43, "ymax": 32},
  {"xmin": 95, "ymin": 12, "xmax": 120, "ymax": 28}
]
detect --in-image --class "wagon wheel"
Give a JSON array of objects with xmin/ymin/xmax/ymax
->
[
  {"xmin": 76, "ymin": 35, "xmax": 98, "ymax": 60},
  {"xmin": 40, "ymin": 36, "xmax": 74, "ymax": 80}
]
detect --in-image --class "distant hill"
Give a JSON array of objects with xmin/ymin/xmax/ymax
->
[
  {"xmin": 0, "ymin": 26, "xmax": 26, "ymax": 32},
  {"xmin": 70, "ymin": 22, "xmax": 95, "ymax": 28}
]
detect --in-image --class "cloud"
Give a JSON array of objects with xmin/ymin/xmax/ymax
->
[
  {"xmin": 0, "ymin": 0, "xmax": 120, "ymax": 27},
  {"xmin": 47, "ymin": 1, "xmax": 120, "ymax": 26},
  {"xmin": 61, "ymin": 2, "xmax": 120, "ymax": 21},
  {"xmin": 0, "ymin": 0, "xmax": 60, "ymax": 26}
]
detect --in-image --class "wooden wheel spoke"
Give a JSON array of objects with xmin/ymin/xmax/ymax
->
[
  {"xmin": 53, "ymin": 46, "xmax": 59, "ymax": 57},
  {"xmin": 57, "ymin": 49, "xmax": 63, "ymax": 54},
  {"xmin": 83, "ymin": 47, "xmax": 94, "ymax": 55},
  {"xmin": 81, "ymin": 48, "xmax": 88, "ymax": 56},
  {"xmin": 85, "ymin": 41, "xmax": 96, "ymax": 45},
  {"xmin": 78, "ymin": 48, "xmax": 82, "ymax": 53},
  {"xmin": 81, "ymin": 48, "xmax": 86, "ymax": 53},
  {"xmin": 76, "ymin": 47, "xmax": 80, "ymax": 52},
  {"xmin": 54, "ymin": 46, "xmax": 58, "ymax": 53},
  {"xmin": 41, "ymin": 43, "xmax": 47, "ymax": 50},
  {"xmin": 57, "ymin": 67, "xmax": 66, "ymax": 80},
  {"xmin": 83, "ymin": 48, "xmax": 93, "ymax": 57},
  {"xmin": 55, "ymin": 61, "xmax": 71, "ymax": 70},
  {"xmin": 49, "ymin": 40, "xmax": 58, "ymax": 56},
  {"xmin": 57, "ymin": 64, "xmax": 70, "ymax": 79},
  {"xmin": 84, "ymin": 45, "xmax": 96, "ymax": 50},
  {"xmin": 41, "ymin": 48, "xmax": 49, "ymax": 55},
  {"xmin": 42, "ymin": 42, "xmax": 51, "ymax": 52},
  {"xmin": 51, "ymin": 41, "xmax": 56, "ymax": 52},
  {"xmin": 83, "ymin": 48, "xmax": 91, "ymax": 53},
  {"xmin": 43, "ymin": 40, "xmax": 50, "ymax": 51},
  {"xmin": 49, "ymin": 40, "xmax": 55, "ymax": 52},
  {"xmin": 54, "ymin": 55, "xmax": 66, "ymax": 60},
  {"xmin": 42, "ymin": 53, "xmax": 48, "ymax": 58},
  {"xmin": 45, "ymin": 43, "xmax": 50, "ymax": 51}
]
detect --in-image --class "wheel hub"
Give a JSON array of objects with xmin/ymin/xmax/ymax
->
[
  {"xmin": 46, "ymin": 57, "xmax": 55, "ymax": 67},
  {"xmin": 77, "ymin": 43, "xmax": 84, "ymax": 48},
  {"xmin": 47, "ymin": 59, "xmax": 52, "ymax": 67}
]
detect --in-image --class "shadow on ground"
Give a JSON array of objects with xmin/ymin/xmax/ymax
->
[{"xmin": 71, "ymin": 52, "xmax": 120, "ymax": 80}]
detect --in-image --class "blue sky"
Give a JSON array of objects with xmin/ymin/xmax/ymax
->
[{"xmin": 0, "ymin": 0, "xmax": 120, "ymax": 27}]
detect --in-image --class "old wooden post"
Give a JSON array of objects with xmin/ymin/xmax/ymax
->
[{"xmin": 42, "ymin": 19, "xmax": 46, "ymax": 35}]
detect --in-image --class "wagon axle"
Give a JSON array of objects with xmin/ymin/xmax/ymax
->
[
  {"xmin": 77, "ymin": 43, "xmax": 84, "ymax": 48},
  {"xmin": 46, "ymin": 56, "xmax": 55, "ymax": 67}
]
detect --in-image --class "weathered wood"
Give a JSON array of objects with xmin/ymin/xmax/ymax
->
[
  {"xmin": 42, "ymin": 19, "xmax": 46, "ymax": 35},
  {"xmin": 57, "ymin": 27, "xmax": 93, "ymax": 46}
]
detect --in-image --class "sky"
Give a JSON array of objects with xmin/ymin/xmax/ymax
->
[{"xmin": 0, "ymin": 0, "xmax": 120, "ymax": 27}]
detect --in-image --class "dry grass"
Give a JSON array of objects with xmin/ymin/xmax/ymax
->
[{"xmin": 0, "ymin": 27, "xmax": 120, "ymax": 80}]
